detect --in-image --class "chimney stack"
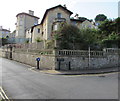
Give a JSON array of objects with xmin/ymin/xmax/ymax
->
[
  {"xmin": 29, "ymin": 10, "xmax": 34, "ymax": 15},
  {"xmin": 63, "ymin": 4, "xmax": 67, "ymax": 9}
]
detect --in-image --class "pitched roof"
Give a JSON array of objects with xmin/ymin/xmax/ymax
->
[
  {"xmin": 16, "ymin": 12, "xmax": 40, "ymax": 19},
  {"xmin": 40, "ymin": 5, "xmax": 73, "ymax": 24},
  {"xmin": 70, "ymin": 18, "xmax": 84, "ymax": 23},
  {"xmin": 0, "ymin": 29, "xmax": 10, "ymax": 32},
  {"xmin": 30, "ymin": 24, "xmax": 42, "ymax": 33}
]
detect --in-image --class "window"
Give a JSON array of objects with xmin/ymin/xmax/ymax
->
[
  {"xmin": 57, "ymin": 13, "xmax": 62, "ymax": 18},
  {"xmin": 19, "ymin": 21, "xmax": 23, "ymax": 25},
  {"xmin": 38, "ymin": 28, "xmax": 40, "ymax": 33},
  {"xmin": 34, "ymin": 18, "xmax": 38, "ymax": 25},
  {"xmin": 34, "ymin": 23, "xmax": 37, "ymax": 25},
  {"xmin": 54, "ymin": 24, "xmax": 58, "ymax": 31},
  {"xmin": 42, "ymin": 32, "xmax": 44, "ymax": 36},
  {"xmin": 6, "ymin": 32, "xmax": 9, "ymax": 34}
]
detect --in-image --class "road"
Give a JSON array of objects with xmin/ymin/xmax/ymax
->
[{"xmin": 0, "ymin": 58, "xmax": 119, "ymax": 99}]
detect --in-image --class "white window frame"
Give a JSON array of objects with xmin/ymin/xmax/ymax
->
[{"xmin": 54, "ymin": 24, "xmax": 58, "ymax": 31}]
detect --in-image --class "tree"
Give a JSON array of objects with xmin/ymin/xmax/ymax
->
[
  {"xmin": 101, "ymin": 32, "xmax": 119, "ymax": 48},
  {"xmin": 98, "ymin": 17, "xmax": 120, "ymax": 48},
  {"xmin": 98, "ymin": 17, "xmax": 120, "ymax": 35},
  {"xmin": 55, "ymin": 23, "xmax": 80, "ymax": 49},
  {"xmin": 115, "ymin": 17, "xmax": 120, "ymax": 34},
  {"xmin": 35, "ymin": 37, "xmax": 43, "ymax": 42},
  {"xmin": 95, "ymin": 14, "xmax": 107, "ymax": 22},
  {"xmin": 79, "ymin": 28, "xmax": 99, "ymax": 50},
  {"xmin": 54, "ymin": 23, "xmax": 100, "ymax": 50},
  {"xmin": 98, "ymin": 19, "xmax": 114, "ymax": 36}
]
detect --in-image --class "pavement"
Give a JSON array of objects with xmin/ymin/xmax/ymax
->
[{"xmin": 31, "ymin": 66, "xmax": 120, "ymax": 75}]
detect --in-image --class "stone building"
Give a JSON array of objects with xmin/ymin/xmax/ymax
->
[
  {"xmin": 26, "ymin": 5, "xmax": 73, "ymax": 43},
  {"xmin": 0, "ymin": 26, "xmax": 10, "ymax": 38},
  {"xmin": 79, "ymin": 20, "xmax": 97, "ymax": 29},
  {"xmin": 25, "ymin": 5, "xmax": 96, "ymax": 43},
  {"xmin": 15, "ymin": 10, "xmax": 39, "ymax": 43}
]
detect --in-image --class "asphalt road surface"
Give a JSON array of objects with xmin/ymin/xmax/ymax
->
[{"xmin": 0, "ymin": 58, "xmax": 119, "ymax": 99}]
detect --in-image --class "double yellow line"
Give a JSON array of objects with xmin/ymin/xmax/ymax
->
[{"xmin": 0, "ymin": 86, "xmax": 11, "ymax": 101}]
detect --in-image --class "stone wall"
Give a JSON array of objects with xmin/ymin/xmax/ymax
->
[
  {"xmin": 1, "ymin": 49, "xmax": 55, "ymax": 70},
  {"xmin": 12, "ymin": 52, "xmax": 55, "ymax": 70},
  {"xmin": 1, "ymin": 47, "xmax": 120, "ymax": 70},
  {"xmin": 55, "ymin": 49, "xmax": 120, "ymax": 70},
  {"xmin": 55, "ymin": 55, "xmax": 119, "ymax": 70}
]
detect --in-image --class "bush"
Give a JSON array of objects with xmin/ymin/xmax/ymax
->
[{"xmin": 35, "ymin": 37, "xmax": 43, "ymax": 42}]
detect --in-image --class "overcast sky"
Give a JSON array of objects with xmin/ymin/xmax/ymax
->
[{"xmin": 0, "ymin": 0, "xmax": 119, "ymax": 32}]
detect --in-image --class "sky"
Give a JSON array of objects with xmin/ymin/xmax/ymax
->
[{"xmin": 0, "ymin": 0, "xmax": 119, "ymax": 32}]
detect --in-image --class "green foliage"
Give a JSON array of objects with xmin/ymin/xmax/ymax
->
[
  {"xmin": 25, "ymin": 39, "xmax": 29, "ymax": 43},
  {"xmin": 101, "ymin": 32, "xmax": 120, "ymax": 47},
  {"xmin": 95, "ymin": 14, "xmax": 107, "ymax": 22},
  {"xmin": 98, "ymin": 17, "xmax": 120, "ymax": 48},
  {"xmin": 55, "ymin": 23, "xmax": 100, "ymax": 50},
  {"xmin": 35, "ymin": 37, "xmax": 43, "ymax": 42},
  {"xmin": 45, "ymin": 40, "xmax": 55, "ymax": 49},
  {"xmin": 115, "ymin": 17, "xmax": 120, "ymax": 33},
  {"xmin": 52, "ymin": 17, "xmax": 120, "ymax": 49},
  {"xmin": 56, "ymin": 24, "xmax": 80, "ymax": 49},
  {"xmin": 79, "ymin": 29, "xmax": 98, "ymax": 48},
  {"xmin": 98, "ymin": 19, "xmax": 116, "ymax": 36},
  {"xmin": 53, "ymin": 33, "xmax": 61, "ymax": 40},
  {"xmin": 0, "ymin": 38, "xmax": 8, "ymax": 46}
]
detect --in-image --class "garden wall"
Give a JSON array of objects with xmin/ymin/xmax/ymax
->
[{"xmin": 1, "ymin": 47, "xmax": 120, "ymax": 70}]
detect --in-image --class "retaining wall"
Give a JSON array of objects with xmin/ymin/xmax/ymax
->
[
  {"xmin": 1, "ymin": 48, "xmax": 120, "ymax": 70},
  {"xmin": 2, "ymin": 50, "xmax": 56, "ymax": 70},
  {"xmin": 55, "ymin": 55, "xmax": 119, "ymax": 70}
]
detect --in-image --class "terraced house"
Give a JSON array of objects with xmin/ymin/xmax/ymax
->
[{"xmin": 16, "ymin": 5, "xmax": 96, "ymax": 43}]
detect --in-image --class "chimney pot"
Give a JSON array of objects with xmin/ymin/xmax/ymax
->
[{"xmin": 29, "ymin": 10, "xmax": 34, "ymax": 15}]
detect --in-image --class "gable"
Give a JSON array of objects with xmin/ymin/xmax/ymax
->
[{"xmin": 40, "ymin": 5, "xmax": 73, "ymax": 24}]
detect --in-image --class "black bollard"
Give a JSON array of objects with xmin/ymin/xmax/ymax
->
[
  {"xmin": 36, "ymin": 57, "xmax": 40, "ymax": 69},
  {"xmin": 37, "ymin": 61, "xmax": 39, "ymax": 69},
  {"xmin": 68, "ymin": 61, "xmax": 71, "ymax": 70}
]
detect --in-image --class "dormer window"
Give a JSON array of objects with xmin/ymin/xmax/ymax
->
[{"xmin": 57, "ymin": 13, "xmax": 62, "ymax": 18}]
